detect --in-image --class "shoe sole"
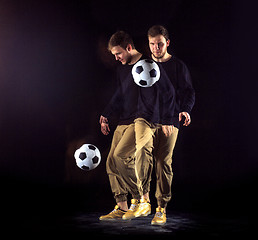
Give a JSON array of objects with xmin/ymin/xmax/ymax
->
[
  {"xmin": 99, "ymin": 217, "xmax": 123, "ymax": 221},
  {"xmin": 151, "ymin": 221, "xmax": 166, "ymax": 225},
  {"xmin": 122, "ymin": 215, "xmax": 133, "ymax": 220},
  {"xmin": 122, "ymin": 217, "xmax": 132, "ymax": 220}
]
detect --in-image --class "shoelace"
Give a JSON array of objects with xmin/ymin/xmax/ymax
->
[
  {"xmin": 139, "ymin": 202, "xmax": 148, "ymax": 208},
  {"xmin": 128, "ymin": 204, "xmax": 137, "ymax": 211},
  {"xmin": 111, "ymin": 209, "xmax": 118, "ymax": 213}
]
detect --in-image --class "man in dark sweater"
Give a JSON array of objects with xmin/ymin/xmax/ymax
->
[
  {"xmin": 99, "ymin": 31, "xmax": 176, "ymax": 221},
  {"xmin": 148, "ymin": 25, "xmax": 195, "ymax": 225}
]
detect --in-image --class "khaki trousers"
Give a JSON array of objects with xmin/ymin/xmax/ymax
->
[
  {"xmin": 153, "ymin": 126, "xmax": 179, "ymax": 208},
  {"xmin": 134, "ymin": 118, "xmax": 156, "ymax": 196},
  {"xmin": 106, "ymin": 118, "xmax": 156, "ymax": 203},
  {"xmin": 106, "ymin": 123, "xmax": 139, "ymax": 203}
]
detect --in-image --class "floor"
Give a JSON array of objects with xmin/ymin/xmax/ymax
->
[
  {"xmin": 10, "ymin": 209, "xmax": 250, "ymax": 239},
  {"xmin": 67, "ymin": 211, "xmax": 249, "ymax": 237},
  {"xmin": 1, "ymin": 181, "xmax": 254, "ymax": 239}
]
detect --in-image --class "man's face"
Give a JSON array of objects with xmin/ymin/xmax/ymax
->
[
  {"xmin": 148, "ymin": 34, "xmax": 170, "ymax": 59},
  {"xmin": 111, "ymin": 45, "xmax": 132, "ymax": 65}
]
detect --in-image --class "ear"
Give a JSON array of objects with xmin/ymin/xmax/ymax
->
[
  {"xmin": 126, "ymin": 44, "xmax": 132, "ymax": 52},
  {"xmin": 166, "ymin": 39, "xmax": 170, "ymax": 47}
]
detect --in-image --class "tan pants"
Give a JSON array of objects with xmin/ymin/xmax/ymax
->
[
  {"xmin": 106, "ymin": 123, "xmax": 139, "ymax": 203},
  {"xmin": 153, "ymin": 126, "xmax": 179, "ymax": 208},
  {"xmin": 134, "ymin": 118, "xmax": 156, "ymax": 196},
  {"xmin": 106, "ymin": 118, "xmax": 156, "ymax": 203}
]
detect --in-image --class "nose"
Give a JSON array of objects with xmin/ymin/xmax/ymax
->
[
  {"xmin": 154, "ymin": 44, "xmax": 159, "ymax": 50},
  {"xmin": 115, "ymin": 55, "xmax": 119, "ymax": 61}
]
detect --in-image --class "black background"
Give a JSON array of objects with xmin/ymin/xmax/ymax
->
[{"xmin": 0, "ymin": 0, "xmax": 257, "ymax": 222}]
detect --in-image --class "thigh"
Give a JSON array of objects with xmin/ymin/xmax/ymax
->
[
  {"xmin": 134, "ymin": 118, "xmax": 155, "ymax": 150},
  {"xmin": 114, "ymin": 123, "xmax": 136, "ymax": 160},
  {"xmin": 155, "ymin": 126, "xmax": 179, "ymax": 160}
]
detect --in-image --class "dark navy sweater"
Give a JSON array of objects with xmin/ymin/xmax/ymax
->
[
  {"xmin": 102, "ymin": 57, "xmax": 176, "ymax": 125},
  {"xmin": 159, "ymin": 56, "xmax": 195, "ymax": 128}
]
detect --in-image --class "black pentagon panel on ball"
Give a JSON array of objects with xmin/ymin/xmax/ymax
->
[
  {"xmin": 145, "ymin": 59, "xmax": 153, "ymax": 64},
  {"xmin": 149, "ymin": 69, "xmax": 157, "ymax": 77},
  {"xmin": 88, "ymin": 145, "xmax": 96, "ymax": 150},
  {"xmin": 136, "ymin": 66, "xmax": 144, "ymax": 74},
  {"xmin": 79, "ymin": 152, "xmax": 87, "ymax": 160},
  {"xmin": 92, "ymin": 156, "xmax": 99, "ymax": 164},
  {"xmin": 81, "ymin": 165, "xmax": 90, "ymax": 171},
  {"xmin": 139, "ymin": 80, "xmax": 148, "ymax": 86}
]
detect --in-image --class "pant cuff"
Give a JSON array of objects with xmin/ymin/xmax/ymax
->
[
  {"xmin": 157, "ymin": 199, "xmax": 168, "ymax": 208},
  {"xmin": 131, "ymin": 193, "xmax": 141, "ymax": 200}
]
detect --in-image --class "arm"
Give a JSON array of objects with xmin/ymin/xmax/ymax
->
[
  {"xmin": 177, "ymin": 61, "xmax": 195, "ymax": 126},
  {"xmin": 101, "ymin": 86, "xmax": 123, "ymax": 121},
  {"xmin": 178, "ymin": 61, "xmax": 195, "ymax": 120},
  {"xmin": 158, "ymin": 65, "xmax": 176, "ymax": 136},
  {"xmin": 100, "ymin": 69, "xmax": 123, "ymax": 134}
]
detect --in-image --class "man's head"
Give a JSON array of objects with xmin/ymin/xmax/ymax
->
[
  {"xmin": 147, "ymin": 25, "xmax": 170, "ymax": 60},
  {"xmin": 108, "ymin": 31, "xmax": 135, "ymax": 65}
]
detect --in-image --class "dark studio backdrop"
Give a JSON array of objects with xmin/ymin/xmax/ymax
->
[{"xmin": 0, "ymin": 0, "xmax": 257, "ymax": 220}]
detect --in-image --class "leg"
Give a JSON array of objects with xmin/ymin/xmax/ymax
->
[
  {"xmin": 134, "ymin": 118, "xmax": 156, "ymax": 198},
  {"xmin": 132, "ymin": 118, "xmax": 155, "ymax": 218},
  {"xmin": 113, "ymin": 123, "xmax": 140, "ymax": 201},
  {"xmin": 106, "ymin": 125, "xmax": 130, "ymax": 206},
  {"xmin": 100, "ymin": 124, "xmax": 138, "ymax": 221},
  {"xmin": 151, "ymin": 126, "xmax": 178, "ymax": 225},
  {"xmin": 154, "ymin": 126, "xmax": 179, "ymax": 208}
]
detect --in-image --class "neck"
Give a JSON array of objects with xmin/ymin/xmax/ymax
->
[
  {"xmin": 128, "ymin": 50, "xmax": 142, "ymax": 65},
  {"xmin": 152, "ymin": 52, "xmax": 172, "ymax": 62}
]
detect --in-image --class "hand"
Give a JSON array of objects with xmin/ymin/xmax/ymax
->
[
  {"xmin": 162, "ymin": 125, "xmax": 174, "ymax": 137},
  {"xmin": 99, "ymin": 115, "xmax": 110, "ymax": 135},
  {"xmin": 179, "ymin": 112, "xmax": 191, "ymax": 126}
]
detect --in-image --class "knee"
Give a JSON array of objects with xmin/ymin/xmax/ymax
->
[
  {"xmin": 113, "ymin": 148, "xmax": 122, "ymax": 160},
  {"xmin": 113, "ymin": 147, "xmax": 133, "ymax": 160},
  {"xmin": 136, "ymin": 144, "xmax": 153, "ymax": 158},
  {"xmin": 156, "ymin": 156, "xmax": 172, "ymax": 171}
]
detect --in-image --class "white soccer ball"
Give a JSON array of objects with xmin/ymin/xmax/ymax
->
[
  {"xmin": 74, "ymin": 144, "xmax": 101, "ymax": 171},
  {"xmin": 132, "ymin": 59, "xmax": 160, "ymax": 87}
]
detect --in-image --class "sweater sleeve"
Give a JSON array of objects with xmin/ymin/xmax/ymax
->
[
  {"xmin": 101, "ymin": 69, "xmax": 123, "ymax": 121},
  {"xmin": 160, "ymin": 94, "xmax": 176, "ymax": 125},
  {"xmin": 158, "ymin": 64, "xmax": 176, "ymax": 125},
  {"xmin": 177, "ymin": 61, "xmax": 195, "ymax": 114},
  {"xmin": 102, "ymin": 87, "xmax": 123, "ymax": 120}
]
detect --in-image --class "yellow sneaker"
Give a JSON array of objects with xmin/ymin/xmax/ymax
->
[
  {"xmin": 122, "ymin": 199, "xmax": 139, "ymax": 220},
  {"xmin": 151, "ymin": 206, "xmax": 166, "ymax": 225},
  {"xmin": 99, "ymin": 205, "xmax": 126, "ymax": 221},
  {"xmin": 133, "ymin": 198, "xmax": 151, "ymax": 218}
]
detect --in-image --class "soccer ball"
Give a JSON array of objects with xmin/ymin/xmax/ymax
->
[
  {"xmin": 132, "ymin": 59, "xmax": 160, "ymax": 87},
  {"xmin": 74, "ymin": 144, "xmax": 101, "ymax": 171}
]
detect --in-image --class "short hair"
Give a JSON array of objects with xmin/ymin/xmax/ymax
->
[
  {"xmin": 147, "ymin": 25, "xmax": 169, "ymax": 41},
  {"xmin": 108, "ymin": 31, "xmax": 135, "ymax": 51}
]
